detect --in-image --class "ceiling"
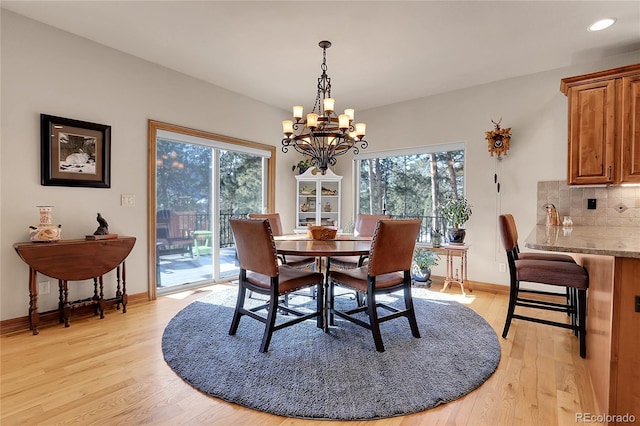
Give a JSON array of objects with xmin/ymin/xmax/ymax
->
[{"xmin": 2, "ymin": 1, "xmax": 639, "ymax": 112}]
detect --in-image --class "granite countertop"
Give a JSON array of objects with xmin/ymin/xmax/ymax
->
[{"xmin": 524, "ymin": 225, "xmax": 640, "ymax": 259}]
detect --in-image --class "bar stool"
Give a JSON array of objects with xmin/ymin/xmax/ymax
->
[
  {"xmin": 502, "ymin": 214, "xmax": 579, "ymax": 327},
  {"xmin": 498, "ymin": 215, "xmax": 589, "ymax": 358}
]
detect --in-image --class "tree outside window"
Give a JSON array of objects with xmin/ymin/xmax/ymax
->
[{"xmin": 357, "ymin": 147, "xmax": 464, "ymax": 236}]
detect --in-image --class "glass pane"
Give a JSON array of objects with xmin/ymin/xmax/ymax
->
[
  {"xmin": 156, "ymin": 139, "xmax": 214, "ymax": 291},
  {"xmin": 358, "ymin": 148, "xmax": 464, "ymax": 241},
  {"xmin": 219, "ymin": 150, "xmax": 263, "ymax": 279}
]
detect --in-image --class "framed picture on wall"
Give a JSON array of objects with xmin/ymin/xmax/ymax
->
[{"xmin": 40, "ymin": 114, "xmax": 111, "ymax": 188}]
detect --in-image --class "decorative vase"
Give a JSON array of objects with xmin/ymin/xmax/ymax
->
[
  {"xmin": 29, "ymin": 206, "xmax": 62, "ymax": 242},
  {"xmin": 431, "ymin": 234, "xmax": 442, "ymax": 248},
  {"xmin": 447, "ymin": 228, "xmax": 466, "ymax": 245},
  {"xmin": 411, "ymin": 265, "xmax": 432, "ymax": 283}
]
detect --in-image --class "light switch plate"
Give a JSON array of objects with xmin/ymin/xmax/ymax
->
[{"xmin": 121, "ymin": 194, "xmax": 135, "ymax": 207}]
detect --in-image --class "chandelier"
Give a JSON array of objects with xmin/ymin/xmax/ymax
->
[{"xmin": 281, "ymin": 40, "xmax": 367, "ymax": 174}]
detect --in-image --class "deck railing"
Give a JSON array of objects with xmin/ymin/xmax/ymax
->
[{"xmin": 177, "ymin": 212, "xmax": 448, "ymax": 247}]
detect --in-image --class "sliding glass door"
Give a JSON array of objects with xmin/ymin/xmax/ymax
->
[{"xmin": 149, "ymin": 121, "xmax": 274, "ymax": 297}]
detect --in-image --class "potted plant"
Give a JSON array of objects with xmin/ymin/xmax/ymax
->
[
  {"xmin": 292, "ymin": 158, "xmax": 311, "ymax": 174},
  {"xmin": 411, "ymin": 247, "xmax": 440, "ymax": 283},
  {"xmin": 430, "ymin": 228, "xmax": 443, "ymax": 247},
  {"xmin": 440, "ymin": 196, "xmax": 472, "ymax": 244}
]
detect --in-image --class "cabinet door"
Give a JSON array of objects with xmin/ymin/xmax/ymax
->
[
  {"xmin": 620, "ymin": 74, "xmax": 640, "ymax": 184},
  {"xmin": 297, "ymin": 180, "xmax": 317, "ymax": 227},
  {"xmin": 318, "ymin": 180, "xmax": 340, "ymax": 227},
  {"xmin": 567, "ymin": 80, "xmax": 616, "ymax": 185}
]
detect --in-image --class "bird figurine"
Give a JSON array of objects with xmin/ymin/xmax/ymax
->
[{"xmin": 94, "ymin": 213, "xmax": 109, "ymax": 235}]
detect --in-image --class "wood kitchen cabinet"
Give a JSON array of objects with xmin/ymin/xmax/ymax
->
[{"xmin": 561, "ymin": 63, "xmax": 640, "ymax": 185}]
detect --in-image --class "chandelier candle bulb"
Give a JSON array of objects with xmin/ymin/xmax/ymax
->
[
  {"xmin": 338, "ymin": 114, "xmax": 349, "ymax": 129},
  {"xmin": 344, "ymin": 108, "xmax": 354, "ymax": 121},
  {"xmin": 293, "ymin": 105, "xmax": 304, "ymax": 119},
  {"xmin": 323, "ymin": 98, "xmax": 335, "ymax": 114},
  {"xmin": 307, "ymin": 113, "xmax": 319, "ymax": 128},
  {"xmin": 355, "ymin": 122, "xmax": 366, "ymax": 136},
  {"xmin": 282, "ymin": 120, "xmax": 293, "ymax": 135}
]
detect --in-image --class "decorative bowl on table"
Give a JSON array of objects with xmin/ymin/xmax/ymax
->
[{"xmin": 307, "ymin": 225, "xmax": 338, "ymax": 240}]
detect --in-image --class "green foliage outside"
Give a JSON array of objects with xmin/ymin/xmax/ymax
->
[
  {"xmin": 358, "ymin": 149, "xmax": 465, "ymax": 229},
  {"xmin": 156, "ymin": 139, "xmax": 262, "ymax": 218}
]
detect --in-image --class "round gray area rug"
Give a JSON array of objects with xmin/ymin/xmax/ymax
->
[{"xmin": 162, "ymin": 287, "xmax": 500, "ymax": 420}]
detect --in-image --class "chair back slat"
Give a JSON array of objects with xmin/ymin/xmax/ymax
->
[
  {"xmin": 368, "ymin": 219, "xmax": 421, "ymax": 276},
  {"xmin": 230, "ymin": 219, "xmax": 279, "ymax": 276},
  {"xmin": 247, "ymin": 213, "xmax": 284, "ymax": 236}
]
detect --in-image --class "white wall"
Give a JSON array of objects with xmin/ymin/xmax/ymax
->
[
  {"xmin": 341, "ymin": 51, "xmax": 640, "ymax": 285},
  {"xmin": 0, "ymin": 11, "xmax": 291, "ymax": 320},
  {"xmin": 2, "ymin": 10, "xmax": 638, "ymax": 321}
]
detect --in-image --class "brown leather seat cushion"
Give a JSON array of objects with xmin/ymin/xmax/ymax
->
[
  {"xmin": 330, "ymin": 267, "xmax": 404, "ymax": 293},
  {"xmin": 515, "ymin": 259, "xmax": 588, "ymax": 289},
  {"xmin": 282, "ymin": 254, "xmax": 315, "ymax": 268},
  {"xmin": 247, "ymin": 265, "xmax": 323, "ymax": 294},
  {"xmin": 330, "ymin": 255, "xmax": 363, "ymax": 269}
]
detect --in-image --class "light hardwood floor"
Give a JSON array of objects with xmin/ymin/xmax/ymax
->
[{"xmin": 1, "ymin": 282, "xmax": 601, "ymax": 425}]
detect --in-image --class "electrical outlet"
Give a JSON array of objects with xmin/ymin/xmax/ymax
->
[
  {"xmin": 38, "ymin": 281, "xmax": 50, "ymax": 295},
  {"xmin": 587, "ymin": 198, "xmax": 597, "ymax": 210},
  {"xmin": 499, "ymin": 263, "xmax": 506, "ymax": 273},
  {"xmin": 121, "ymin": 193, "xmax": 135, "ymax": 207}
]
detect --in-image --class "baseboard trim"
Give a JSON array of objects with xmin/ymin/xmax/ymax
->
[
  {"xmin": 0, "ymin": 292, "xmax": 149, "ymax": 335},
  {"xmin": 425, "ymin": 275, "xmax": 509, "ymax": 295}
]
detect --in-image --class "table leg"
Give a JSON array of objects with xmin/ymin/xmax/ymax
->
[
  {"xmin": 441, "ymin": 250, "xmax": 453, "ymax": 292},
  {"xmin": 98, "ymin": 276, "xmax": 105, "ymax": 319},
  {"xmin": 28, "ymin": 268, "xmax": 40, "ymax": 335},
  {"xmin": 58, "ymin": 279, "xmax": 64, "ymax": 323},
  {"xmin": 121, "ymin": 261, "xmax": 128, "ymax": 314},
  {"xmin": 441, "ymin": 248, "xmax": 468, "ymax": 296},
  {"xmin": 463, "ymin": 250, "xmax": 471, "ymax": 293},
  {"xmin": 115, "ymin": 265, "xmax": 122, "ymax": 310},
  {"xmin": 62, "ymin": 280, "xmax": 70, "ymax": 327},
  {"xmin": 323, "ymin": 256, "xmax": 330, "ymax": 333},
  {"xmin": 92, "ymin": 277, "xmax": 99, "ymax": 316}
]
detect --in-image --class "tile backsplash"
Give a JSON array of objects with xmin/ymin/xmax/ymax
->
[{"xmin": 537, "ymin": 181, "xmax": 640, "ymax": 227}]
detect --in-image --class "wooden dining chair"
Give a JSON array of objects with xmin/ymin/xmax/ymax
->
[
  {"xmin": 248, "ymin": 213, "xmax": 315, "ymax": 269},
  {"xmin": 498, "ymin": 214, "xmax": 589, "ymax": 358},
  {"xmin": 229, "ymin": 218, "xmax": 324, "ymax": 353},
  {"xmin": 329, "ymin": 219, "xmax": 421, "ymax": 352}
]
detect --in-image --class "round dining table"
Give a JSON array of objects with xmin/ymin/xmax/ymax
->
[{"xmin": 275, "ymin": 236, "xmax": 371, "ymax": 332}]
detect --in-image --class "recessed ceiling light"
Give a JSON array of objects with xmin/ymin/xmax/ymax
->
[{"xmin": 588, "ymin": 18, "xmax": 617, "ymax": 32}]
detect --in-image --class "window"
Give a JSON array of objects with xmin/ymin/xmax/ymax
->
[
  {"xmin": 148, "ymin": 121, "xmax": 275, "ymax": 298},
  {"xmin": 355, "ymin": 143, "xmax": 465, "ymax": 238}
]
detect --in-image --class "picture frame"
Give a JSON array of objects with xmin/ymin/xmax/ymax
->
[{"xmin": 40, "ymin": 114, "xmax": 111, "ymax": 188}]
